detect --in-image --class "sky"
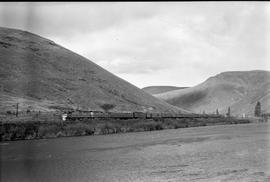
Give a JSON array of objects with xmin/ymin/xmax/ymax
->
[{"xmin": 0, "ymin": 2, "xmax": 270, "ymax": 88}]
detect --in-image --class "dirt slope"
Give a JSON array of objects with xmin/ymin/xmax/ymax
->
[
  {"xmin": 0, "ymin": 27, "xmax": 186, "ymax": 113},
  {"xmin": 155, "ymin": 70, "xmax": 270, "ymax": 116},
  {"xmin": 142, "ymin": 86, "xmax": 188, "ymax": 95}
]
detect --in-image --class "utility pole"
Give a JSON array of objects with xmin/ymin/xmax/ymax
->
[{"xmin": 16, "ymin": 103, "xmax": 19, "ymax": 117}]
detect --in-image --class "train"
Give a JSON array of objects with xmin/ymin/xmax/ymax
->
[{"xmin": 63, "ymin": 110, "xmax": 223, "ymax": 121}]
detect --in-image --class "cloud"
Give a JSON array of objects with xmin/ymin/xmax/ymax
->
[
  {"xmin": 0, "ymin": 2, "xmax": 269, "ymax": 88},
  {"xmin": 0, "ymin": 2, "xmax": 157, "ymax": 38}
]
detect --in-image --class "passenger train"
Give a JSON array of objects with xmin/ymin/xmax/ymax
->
[{"xmin": 64, "ymin": 111, "xmax": 223, "ymax": 121}]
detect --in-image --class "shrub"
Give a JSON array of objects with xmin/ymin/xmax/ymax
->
[
  {"xmin": 99, "ymin": 122, "xmax": 120, "ymax": 134},
  {"xmin": 100, "ymin": 104, "xmax": 115, "ymax": 113},
  {"xmin": 63, "ymin": 123, "xmax": 95, "ymax": 136},
  {"xmin": 6, "ymin": 111, "xmax": 12, "ymax": 115},
  {"xmin": 37, "ymin": 125, "xmax": 60, "ymax": 138},
  {"xmin": 130, "ymin": 120, "xmax": 163, "ymax": 132}
]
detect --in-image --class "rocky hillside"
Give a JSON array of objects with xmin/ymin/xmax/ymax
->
[
  {"xmin": 155, "ymin": 70, "xmax": 270, "ymax": 116},
  {"xmin": 0, "ymin": 27, "xmax": 186, "ymax": 114},
  {"xmin": 142, "ymin": 86, "xmax": 188, "ymax": 95}
]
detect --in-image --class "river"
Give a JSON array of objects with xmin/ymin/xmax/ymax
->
[{"xmin": 1, "ymin": 123, "xmax": 270, "ymax": 182}]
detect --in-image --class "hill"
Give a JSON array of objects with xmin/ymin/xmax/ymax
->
[
  {"xmin": 142, "ymin": 86, "xmax": 188, "ymax": 95},
  {"xmin": 155, "ymin": 70, "xmax": 270, "ymax": 116},
  {"xmin": 0, "ymin": 27, "xmax": 186, "ymax": 114}
]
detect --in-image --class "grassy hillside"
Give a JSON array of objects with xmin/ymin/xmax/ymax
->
[
  {"xmin": 0, "ymin": 27, "xmax": 186, "ymax": 114},
  {"xmin": 142, "ymin": 86, "xmax": 188, "ymax": 95},
  {"xmin": 156, "ymin": 70, "xmax": 270, "ymax": 117}
]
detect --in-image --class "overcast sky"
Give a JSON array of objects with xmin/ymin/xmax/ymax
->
[{"xmin": 1, "ymin": 2, "xmax": 269, "ymax": 88}]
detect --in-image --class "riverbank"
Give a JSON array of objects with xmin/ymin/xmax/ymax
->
[{"xmin": 0, "ymin": 117, "xmax": 253, "ymax": 141}]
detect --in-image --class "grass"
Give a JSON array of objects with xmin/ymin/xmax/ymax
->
[{"xmin": 0, "ymin": 114, "xmax": 254, "ymax": 141}]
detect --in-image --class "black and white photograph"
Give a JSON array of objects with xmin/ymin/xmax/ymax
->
[{"xmin": 0, "ymin": 2, "xmax": 269, "ymax": 182}]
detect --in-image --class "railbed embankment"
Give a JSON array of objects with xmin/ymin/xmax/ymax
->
[{"xmin": 0, "ymin": 114, "xmax": 254, "ymax": 141}]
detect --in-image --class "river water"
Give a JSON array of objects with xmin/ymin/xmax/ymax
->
[{"xmin": 1, "ymin": 123, "xmax": 270, "ymax": 182}]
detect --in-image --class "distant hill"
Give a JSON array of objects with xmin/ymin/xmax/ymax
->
[
  {"xmin": 142, "ymin": 86, "xmax": 188, "ymax": 95},
  {"xmin": 0, "ymin": 27, "xmax": 187, "ymax": 114},
  {"xmin": 155, "ymin": 70, "xmax": 270, "ymax": 116}
]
